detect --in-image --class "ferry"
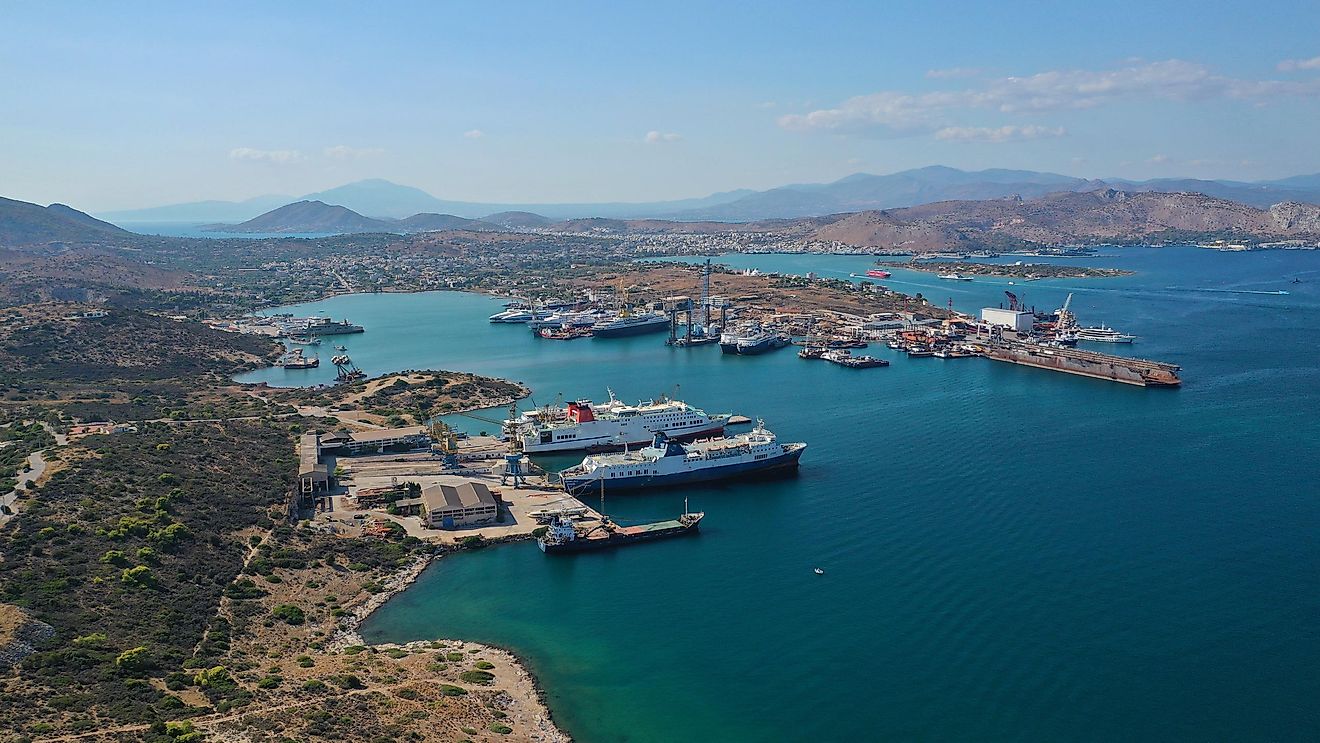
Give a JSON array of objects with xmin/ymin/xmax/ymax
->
[
  {"xmin": 558, "ymin": 424, "xmax": 806, "ymax": 493},
  {"xmin": 719, "ymin": 324, "xmax": 791, "ymax": 355},
  {"xmin": 510, "ymin": 392, "xmax": 727, "ymax": 453},
  {"xmin": 865, "ymin": 269, "xmax": 892, "ymax": 279},
  {"xmin": 1076, "ymin": 325, "xmax": 1136, "ymax": 343},
  {"xmin": 528, "ymin": 310, "xmax": 606, "ymax": 331},
  {"xmin": 938, "ymin": 273, "xmax": 974, "ymax": 281},
  {"xmin": 591, "ymin": 311, "xmax": 670, "ymax": 337},
  {"xmin": 489, "ymin": 308, "xmax": 553, "ymax": 323}
]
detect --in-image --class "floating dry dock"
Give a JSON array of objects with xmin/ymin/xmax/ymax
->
[{"xmin": 981, "ymin": 340, "xmax": 1182, "ymax": 387}]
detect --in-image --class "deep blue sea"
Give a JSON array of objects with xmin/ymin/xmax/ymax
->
[{"xmin": 239, "ymin": 247, "xmax": 1320, "ymax": 741}]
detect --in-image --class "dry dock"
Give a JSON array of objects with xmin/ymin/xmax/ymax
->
[{"xmin": 980, "ymin": 340, "xmax": 1181, "ymax": 387}]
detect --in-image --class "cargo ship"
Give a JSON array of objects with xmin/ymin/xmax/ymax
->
[
  {"xmin": 558, "ymin": 423, "xmax": 806, "ymax": 493},
  {"xmin": 510, "ymin": 392, "xmax": 726, "ymax": 453},
  {"xmin": 537, "ymin": 508, "xmax": 703, "ymax": 554},
  {"xmin": 981, "ymin": 340, "xmax": 1180, "ymax": 387},
  {"xmin": 302, "ymin": 317, "xmax": 365, "ymax": 335}
]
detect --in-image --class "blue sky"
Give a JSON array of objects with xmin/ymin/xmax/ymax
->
[{"xmin": 3, "ymin": 0, "xmax": 1320, "ymax": 210}]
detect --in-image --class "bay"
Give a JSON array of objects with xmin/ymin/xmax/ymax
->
[{"xmin": 241, "ymin": 247, "xmax": 1320, "ymax": 741}]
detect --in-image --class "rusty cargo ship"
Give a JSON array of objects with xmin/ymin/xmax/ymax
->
[{"xmin": 981, "ymin": 340, "xmax": 1181, "ymax": 387}]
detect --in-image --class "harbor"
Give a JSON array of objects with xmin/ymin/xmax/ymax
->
[{"xmin": 235, "ymin": 246, "xmax": 1318, "ymax": 743}]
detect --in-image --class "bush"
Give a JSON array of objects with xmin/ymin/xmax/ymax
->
[
  {"xmin": 330, "ymin": 673, "xmax": 363, "ymax": 689},
  {"xmin": 489, "ymin": 723, "xmax": 513, "ymax": 734},
  {"xmin": 474, "ymin": 661, "xmax": 494, "ymax": 670},
  {"xmin": 446, "ymin": 652, "xmax": 465, "ymax": 662},
  {"xmin": 458, "ymin": 670, "xmax": 494, "ymax": 684},
  {"xmin": 302, "ymin": 679, "xmax": 327, "ymax": 692},
  {"xmin": 114, "ymin": 645, "xmax": 152, "ymax": 674},
  {"xmin": 296, "ymin": 655, "xmax": 315, "ymax": 668},
  {"xmin": 257, "ymin": 675, "xmax": 282, "ymax": 689},
  {"xmin": 270, "ymin": 604, "xmax": 305, "ymax": 625},
  {"xmin": 439, "ymin": 684, "xmax": 467, "ymax": 696},
  {"xmin": 120, "ymin": 565, "xmax": 156, "ymax": 588}
]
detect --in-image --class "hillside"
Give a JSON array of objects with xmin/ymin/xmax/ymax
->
[
  {"xmin": 207, "ymin": 201, "xmax": 502, "ymax": 235},
  {"xmin": 204, "ymin": 200, "xmax": 394, "ymax": 233},
  {"xmin": 807, "ymin": 190, "xmax": 1320, "ymax": 250},
  {"xmin": 0, "ymin": 197, "xmax": 132, "ymax": 248}
]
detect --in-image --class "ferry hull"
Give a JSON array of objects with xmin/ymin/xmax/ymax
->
[
  {"xmin": 561, "ymin": 446, "xmax": 804, "ymax": 493},
  {"xmin": 592, "ymin": 320, "xmax": 669, "ymax": 338},
  {"xmin": 522, "ymin": 423, "xmax": 727, "ymax": 454}
]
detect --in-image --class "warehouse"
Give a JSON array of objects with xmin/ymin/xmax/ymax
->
[
  {"xmin": 411, "ymin": 481, "xmax": 499, "ymax": 529},
  {"xmin": 980, "ymin": 307, "xmax": 1035, "ymax": 333},
  {"xmin": 319, "ymin": 426, "xmax": 430, "ymax": 455}
]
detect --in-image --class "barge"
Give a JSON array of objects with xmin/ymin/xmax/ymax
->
[
  {"xmin": 537, "ymin": 509, "xmax": 703, "ymax": 554},
  {"xmin": 981, "ymin": 340, "xmax": 1180, "ymax": 387}
]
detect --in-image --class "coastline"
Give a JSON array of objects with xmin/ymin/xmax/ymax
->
[{"xmin": 332, "ymin": 541, "xmax": 571, "ymax": 742}]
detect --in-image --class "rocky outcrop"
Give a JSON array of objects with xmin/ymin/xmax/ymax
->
[
  {"xmin": 0, "ymin": 604, "xmax": 56, "ymax": 670},
  {"xmin": 1268, "ymin": 201, "xmax": 1320, "ymax": 232}
]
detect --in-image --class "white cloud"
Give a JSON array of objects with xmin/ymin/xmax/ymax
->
[
  {"xmin": 228, "ymin": 147, "xmax": 304, "ymax": 165},
  {"xmin": 1278, "ymin": 56, "xmax": 1320, "ymax": 72},
  {"xmin": 780, "ymin": 59, "xmax": 1320, "ymax": 138},
  {"xmin": 644, "ymin": 130, "xmax": 682, "ymax": 144},
  {"xmin": 926, "ymin": 67, "xmax": 983, "ymax": 79},
  {"xmin": 463, "ymin": 129, "xmax": 485, "ymax": 139},
  {"xmin": 934, "ymin": 125, "xmax": 1066, "ymax": 143},
  {"xmin": 323, "ymin": 145, "xmax": 384, "ymax": 160},
  {"xmin": 1148, "ymin": 154, "xmax": 1171, "ymax": 164}
]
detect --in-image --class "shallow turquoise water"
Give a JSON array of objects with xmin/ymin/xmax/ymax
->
[{"xmin": 242, "ymin": 248, "xmax": 1320, "ymax": 741}]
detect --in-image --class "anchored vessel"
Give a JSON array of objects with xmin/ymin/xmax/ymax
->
[
  {"xmin": 281, "ymin": 349, "xmax": 319, "ymax": 369},
  {"xmin": 822, "ymin": 349, "xmax": 889, "ymax": 368},
  {"xmin": 591, "ymin": 311, "xmax": 670, "ymax": 337},
  {"xmin": 981, "ymin": 340, "xmax": 1180, "ymax": 386},
  {"xmin": 719, "ymin": 324, "xmax": 791, "ymax": 355},
  {"xmin": 1076, "ymin": 325, "xmax": 1136, "ymax": 343},
  {"xmin": 558, "ymin": 423, "xmax": 806, "ymax": 493},
  {"xmin": 301, "ymin": 317, "xmax": 365, "ymax": 336},
  {"xmin": 537, "ymin": 508, "xmax": 704, "ymax": 554},
  {"xmin": 511, "ymin": 393, "xmax": 727, "ymax": 453}
]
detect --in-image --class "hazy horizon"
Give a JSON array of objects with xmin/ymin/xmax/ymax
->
[{"xmin": 4, "ymin": 1, "xmax": 1320, "ymax": 212}]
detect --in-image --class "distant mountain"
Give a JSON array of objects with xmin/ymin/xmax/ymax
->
[
  {"xmin": 205, "ymin": 201, "xmax": 394, "ymax": 233},
  {"xmin": 482, "ymin": 211, "xmax": 554, "ymax": 229},
  {"xmin": 0, "ymin": 197, "xmax": 133, "ymax": 248},
  {"xmin": 99, "ymin": 169, "xmax": 1320, "ymax": 226},
  {"xmin": 205, "ymin": 201, "xmax": 499, "ymax": 234},
  {"xmin": 101, "ymin": 194, "xmax": 294, "ymax": 222}
]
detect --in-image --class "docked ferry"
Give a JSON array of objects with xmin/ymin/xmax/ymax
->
[
  {"xmin": 558, "ymin": 424, "xmax": 806, "ymax": 493},
  {"xmin": 719, "ymin": 324, "xmax": 791, "ymax": 355},
  {"xmin": 511, "ymin": 392, "xmax": 727, "ymax": 453},
  {"xmin": 591, "ymin": 311, "xmax": 670, "ymax": 337},
  {"xmin": 1076, "ymin": 325, "xmax": 1136, "ymax": 343}
]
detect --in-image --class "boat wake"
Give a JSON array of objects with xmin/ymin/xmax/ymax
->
[{"xmin": 1165, "ymin": 286, "xmax": 1290, "ymax": 296}]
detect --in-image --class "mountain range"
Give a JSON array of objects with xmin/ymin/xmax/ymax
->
[
  {"xmin": 0, "ymin": 197, "xmax": 132, "ymax": 246},
  {"xmin": 201, "ymin": 201, "xmax": 500, "ymax": 234},
  {"xmin": 98, "ymin": 167, "xmax": 1320, "ymax": 225}
]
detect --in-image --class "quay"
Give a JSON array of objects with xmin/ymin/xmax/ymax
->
[{"xmin": 978, "ymin": 340, "xmax": 1182, "ymax": 387}]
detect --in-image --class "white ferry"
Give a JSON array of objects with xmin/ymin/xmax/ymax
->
[
  {"xmin": 559, "ymin": 423, "xmax": 806, "ymax": 492},
  {"xmin": 510, "ymin": 392, "xmax": 727, "ymax": 453},
  {"xmin": 1076, "ymin": 325, "xmax": 1136, "ymax": 343}
]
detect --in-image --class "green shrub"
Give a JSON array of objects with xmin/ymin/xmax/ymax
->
[
  {"xmin": 458, "ymin": 670, "xmax": 494, "ymax": 684},
  {"xmin": 446, "ymin": 652, "xmax": 465, "ymax": 661},
  {"xmin": 489, "ymin": 723, "xmax": 513, "ymax": 734},
  {"xmin": 114, "ymin": 645, "xmax": 152, "ymax": 673},
  {"xmin": 270, "ymin": 604, "xmax": 305, "ymax": 625},
  {"xmin": 474, "ymin": 661, "xmax": 494, "ymax": 670},
  {"xmin": 257, "ymin": 675, "xmax": 282, "ymax": 689},
  {"xmin": 302, "ymin": 679, "xmax": 327, "ymax": 692},
  {"xmin": 439, "ymin": 684, "xmax": 468, "ymax": 696},
  {"xmin": 120, "ymin": 565, "xmax": 156, "ymax": 588}
]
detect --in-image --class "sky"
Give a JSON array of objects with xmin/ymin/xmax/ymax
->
[{"xmin": 3, "ymin": 0, "xmax": 1320, "ymax": 211}]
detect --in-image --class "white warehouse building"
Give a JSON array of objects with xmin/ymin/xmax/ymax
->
[{"xmin": 980, "ymin": 308, "xmax": 1035, "ymax": 333}]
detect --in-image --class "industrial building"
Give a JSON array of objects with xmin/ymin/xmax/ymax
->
[
  {"xmin": 396, "ymin": 481, "xmax": 500, "ymax": 529},
  {"xmin": 298, "ymin": 433, "xmax": 330, "ymax": 495},
  {"xmin": 318, "ymin": 426, "xmax": 430, "ymax": 455},
  {"xmin": 980, "ymin": 307, "xmax": 1035, "ymax": 333}
]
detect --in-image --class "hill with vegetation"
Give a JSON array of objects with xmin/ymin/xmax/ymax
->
[{"xmin": 0, "ymin": 197, "xmax": 132, "ymax": 248}]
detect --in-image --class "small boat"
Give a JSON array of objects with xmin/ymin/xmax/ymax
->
[
  {"xmin": 334, "ymin": 344, "xmax": 347, "ymax": 351},
  {"xmin": 813, "ymin": 567, "xmax": 825, "ymax": 575},
  {"xmin": 286, "ymin": 336, "xmax": 321, "ymax": 345}
]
